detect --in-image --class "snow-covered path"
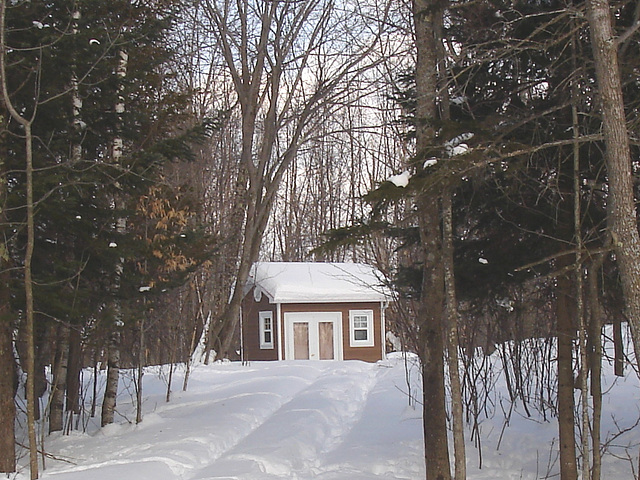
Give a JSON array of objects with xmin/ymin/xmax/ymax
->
[
  {"xmin": 36, "ymin": 358, "xmax": 425, "ymax": 480},
  {"xmin": 15, "ymin": 351, "xmax": 640, "ymax": 480},
  {"xmin": 190, "ymin": 362, "xmax": 379, "ymax": 479}
]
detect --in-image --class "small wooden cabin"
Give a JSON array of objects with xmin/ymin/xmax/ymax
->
[{"xmin": 241, "ymin": 262, "xmax": 389, "ymax": 362}]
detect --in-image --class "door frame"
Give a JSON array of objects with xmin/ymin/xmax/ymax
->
[{"xmin": 283, "ymin": 311, "xmax": 343, "ymax": 360}]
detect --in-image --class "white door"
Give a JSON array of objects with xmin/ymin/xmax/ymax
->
[{"xmin": 284, "ymin": 312, "xmax": 342, "ymax": 360}]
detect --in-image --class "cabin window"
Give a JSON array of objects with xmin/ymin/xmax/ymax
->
[
  {"xmin": 259, "ymin": 311, "xmax": 274, "ymax": 349},
  {"xmin": 349, "ymin": 310, "xmax": 374, "ymax": 347}
]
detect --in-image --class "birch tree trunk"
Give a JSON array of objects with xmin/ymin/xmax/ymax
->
[
  {"xmin": 101, "ymin": 331, "xmax": 120, "ymax": 427},
  {"xmin": 102, "ymin": 39, "xmax": 129, "ymax": 426}
]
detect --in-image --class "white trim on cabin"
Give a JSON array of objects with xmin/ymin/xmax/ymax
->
[
  {"xmin": 381, "ymin": 300, "xmax": 388, "ymax": 360},
  {"xmin": 283, "ymin": 311, "xmax": 343, "ymax": 361},
  {"xmin": 276, "ymin": 303, "xmax": 283, "ymax": 360}
]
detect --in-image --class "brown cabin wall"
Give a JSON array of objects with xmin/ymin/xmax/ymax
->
[
  {"xmin": 241, "ymin": 288, "xmax": 279, "ymax": 361},
  {"xmin": 281, "ymin": 302, "xmax": 383, "ymax": 363},
  {"xmin": 242, "ymin": 288, "xmax": 384, "ymax": 363}
]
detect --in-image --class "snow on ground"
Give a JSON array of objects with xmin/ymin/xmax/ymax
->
[{"xmin": 12, "ymin": 347, "xmax": 640, "ymax": 480}]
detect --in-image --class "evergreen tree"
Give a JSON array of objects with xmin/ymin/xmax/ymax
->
[{"xmin": 1, "ymin": 0, "xmax": 213, "ymax": 448}]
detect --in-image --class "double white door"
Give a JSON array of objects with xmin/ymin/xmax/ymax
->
[{"xmin": 284, "ymin": 312, "xmax": 342, "ymax": 360}]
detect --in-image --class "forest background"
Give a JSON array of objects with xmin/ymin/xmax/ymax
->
[{"xmin": 1, "ymin": 0, "xmax": 639, "ymax": 479}]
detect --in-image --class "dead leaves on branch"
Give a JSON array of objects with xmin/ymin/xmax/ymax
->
[{"xmin": 134, "ymin": 184, "xmax": 204, "ymax": 281}]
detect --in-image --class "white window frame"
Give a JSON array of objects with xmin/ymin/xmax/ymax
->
[
  {"xmin": 349, "ymin": 310, "xmax": 374, "ymax": 347},
  {"xmin": 259, "ymin": 311, "xmax": 274, "ymax": 349}
]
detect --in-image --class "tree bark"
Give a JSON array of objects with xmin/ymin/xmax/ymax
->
[
  {"xmin": 101, "ymin": 331, "xmax": 120, "ymax": 427},
  {"xmin": 417, "ymin": 197, "xmax": 451, "ymax": 480},
  {"xmin": 1, "ymin": 6, "xmax": 38, "ymax": 473},
  {"xmin": 49, "ymin": 324, "xmax": 69, "ymax": 434},
  {"xmin": 586, "ymin": 0, "xmax": 640, "ymax": 365},
  {"xmin": 570, "ymin": 39, "xmax": 590, "ymax": 479},
  {"xmin": 0, "ymin": 255, "xmax": 14, "ymax": 473},
  {"xmin": 587, "ymin": 259, "xmax": 604, "ymax": 480},
  {"xmin": 443, "ymin": 191, "xmax": 466, "ymax": 480},
  {"xmin": 0, "ymin": 99, "xmax": 16, "ymax": 474},
  {"xmin": 613, "ymin": 318, "xmax": 624, "ymax": 376},
  {"xmin": 556, "ymin": 260, "xmax": 578, "ymax": 480},
  {"xmin": 65, "ymin": 325, "xmax": 82, "ymax": 423},
  {"xmin": 22, "ymin": 115, "xmax": 38, "ymax": 480},
  {"xmin": 136, "ymin": 316, "xmax": 144, "ymax": 424},
  {"xmin": 101, "ymin": 33, "xmax": 129, "ymax": 426},
  {"xmin": 413, "ymin": 0, "xmax": 452, "ymax": 477}
]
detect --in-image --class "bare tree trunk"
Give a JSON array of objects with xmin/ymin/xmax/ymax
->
[
  {"xmin": 204, "ymin": 0, "xmax": 389, "ymax": 359},
  {"xmin": 556, "ymin": 262, "xmax": 578, "ymax": 480},
  {"xmin": 22, "ymin": 114, "xmax": 38, "ymax": 480},
  {"xmin": 166, "ymin": 327, "xmax": 175, "ymax": 403},
  {"xmin": 613, "ymin": 318, "xmax": 624, "ymax": 377},
  {"xmin": 204, "ymin": 167, "xmax": 247, "ymax": 364},
  {"xmin": 217, "ymin": 213, "xmax": 269, "ymax": 359},
  {"xmin": 0, "ymin": 102, "xmax": 16, "ymax": 474},
  {"xmin": 136, "ymin": 316, "xmax": 144, "ymax": 424},
  {"xmin": 586, "ymin": 0, "xmax": 640, "ymax": 365},
  {"xmin": 0, "ymin": 261, "xmax": 14, "ymax": 473},
  {"xmin": 413, "ymin": 0, "xmax": 451, "ymax": 476},
  {"xmin": 443, "ymin": 191, "xmax": 466, "ymax": 480},
  {"xmin": 572, "ymin": 68, "xmax": 590, "ymax": 480},
  {"xmin": 436, "ymin": 8, "xmax": 463, "ymax": 471},
  {"xmin": 90, "ymin": 355, "xmax": 98, "ymax": 418},
  {"xmin": 577, "ymin": 268, "xmax": 590, "ymax": 480},
  {"xmin": 183, "ymin": 313, "xmax": 199, "ymax": 392},
  {"xmin": 588, "ymin": 258, "xmax": 604, "ymax": 480},
  {"xmin": 65, "ymin": 325, "xmax": 82, "ymax": 430},
  {"xmin": 1, "ymin": 6, "xmax": 38, "ymax": 473},
  {"xmin": 49, "ymin": 324, "xmax": 69, "ymax": 434},
  {"xmin": 569, "ymin": 35, "xmax": 593, "ymax": 477}
]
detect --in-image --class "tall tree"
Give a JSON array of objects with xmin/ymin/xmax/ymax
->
[
  {"xmin": 0, "ymin": 1, "xmax": 39, "ymax": 474},
  {"xmin": 586, "ymin": 0, "xmax": 640, "ymax": 365},
  {"xmin": 413, "ymin": 0, "xmax": 452, "ymax": 477},
  {"xmin": 1, "ymin": 0, "xmax": 201, "ymax": 438},
  {"xmin": 201, "ymin": 0, "xmax": 390, "ymax": 359},
  {"xmin": 0, "ymin": 108, "xmax": 15, "ymax": 473}
]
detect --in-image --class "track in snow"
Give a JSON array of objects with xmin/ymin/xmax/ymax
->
[{"xmin": 39, "ymin": 358, "xmax": 425, "ymax": 480}]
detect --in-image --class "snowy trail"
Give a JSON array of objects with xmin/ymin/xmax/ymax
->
[
  {"xmin": 23, "ymin": 350, "xmax": 640, "ymax": 480},
  {"xmin": 43, "ymin": 363, "xmax": 330, "ymax": 480},
  {"xmin": 315, "ymin": 357, "xmax": 424, "ymax": 479},
  {"xmin": 38, "ymin": 359, "xmax": 426, "ymax": 480},
  {"xmin": 189, "ymin": 361, "xmax": 379, "ymax": 479}
]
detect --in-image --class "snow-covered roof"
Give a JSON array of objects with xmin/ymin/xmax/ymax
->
[{"xmin": 247, "ymin": 262, "xmax": 390, "ymax": 304}]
